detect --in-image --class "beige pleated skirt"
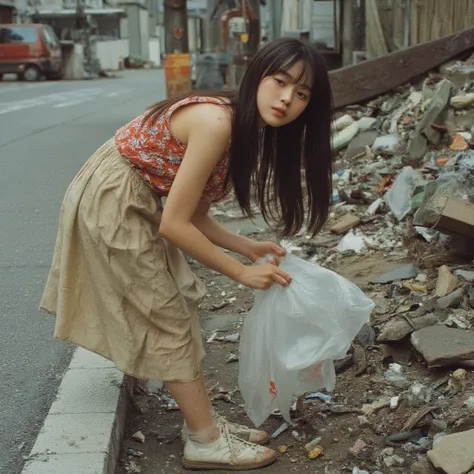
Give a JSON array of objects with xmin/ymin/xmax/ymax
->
[{"xmin": 40, "ymin": 138, "xmax": 207, "ymax": 382}]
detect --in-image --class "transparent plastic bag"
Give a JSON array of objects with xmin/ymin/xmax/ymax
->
[{"xmin": 238, "ymin": 254, "xmax": 375, "ymax": 427}]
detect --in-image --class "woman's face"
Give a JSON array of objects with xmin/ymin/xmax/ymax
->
[{"xmin": 256, "ymin": 60, "xmax": 312, "ymax": 127}]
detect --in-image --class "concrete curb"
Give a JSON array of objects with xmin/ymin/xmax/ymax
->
[{"xmin": 21, "ymin": 348, "xmax": 132, "ymax": 474}]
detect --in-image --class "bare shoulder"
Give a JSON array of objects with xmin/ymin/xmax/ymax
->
[{"xmin": 170, "ymin": 101, "xmax": 232, "ymax": 146}]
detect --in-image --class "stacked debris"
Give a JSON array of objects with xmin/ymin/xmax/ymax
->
[
  {"xmin": 270, "ymin": 53, "xmax": 474, "ymax": 473},
  {"xmin": 207, "ymin": 52, "xmax": 474, "ymax": 474},
  {"xmin": 118, "ymin": 53, "xmax": 474, "ymax": 474}
]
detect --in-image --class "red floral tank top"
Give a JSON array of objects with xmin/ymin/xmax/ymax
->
[{"xmin": 115, "ymin": 96, "xmax": 231, "ymax": 204}]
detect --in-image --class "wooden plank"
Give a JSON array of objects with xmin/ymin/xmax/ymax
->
[{"xmin": 330, "ymin": 26, "xmax": 474, "ymax": 110}]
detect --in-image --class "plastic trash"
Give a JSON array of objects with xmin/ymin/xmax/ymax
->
[
  {"xmin": 465, "ymin": 395, "xmax": 474, "ymax": 410},
  {"xmin": 372, "ymin": 134, "xmax": 401, "ymax": 154},
  {"xmin": 337, "ymin": 230, "xmax": 373, "ymax": 253},
  {"xmin": 332, "ymin": 122, "xmax": 359, "ymax": 151},
  {"xmin": 352, "ymin": 468, "xmax": 370, "ymax": 474},
  {"xmin": 385, "ymin": 166, "xmax": 421, "ymax": 221},
  {"xmin": 238, "ymin": 253, "xmax": 375, "ymax": 426}
]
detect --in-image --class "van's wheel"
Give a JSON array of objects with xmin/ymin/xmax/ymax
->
[
  {"xmin": 21, "ymin": 65, "xmax": 42, "ymax": 81},
  {"xmin": 0, "ymin": 74, "xmax": 3, "ymax": 81}
]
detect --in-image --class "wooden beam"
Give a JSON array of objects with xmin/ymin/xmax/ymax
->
[{"xmin": 330, "ymin": 26, "xmax": 474, "ymax": 110}]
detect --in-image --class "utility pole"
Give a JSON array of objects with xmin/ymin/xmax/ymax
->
[
  {"xmin": 164, "ymin": 0, "xmax": 189, "ymax": 53},
  {"xmin": 76, "ymin": 0, "xmax": 92, "ymax": 76},
  {"xmin": 227, "ymin": 0, "xmax": 260, "ymax": 88}
]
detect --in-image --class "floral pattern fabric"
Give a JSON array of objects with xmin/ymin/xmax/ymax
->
[{"xmin": 115, "ymin": 96, "xmax": 230, "ymax": 204}]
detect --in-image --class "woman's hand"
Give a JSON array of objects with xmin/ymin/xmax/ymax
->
[
  {"xmin": 236, "ymin": 262, "xmax": 292, "ymax": 290},
  {"xmin": 246, "ymin": 240, "xmax": 286, "ymax": 264}
]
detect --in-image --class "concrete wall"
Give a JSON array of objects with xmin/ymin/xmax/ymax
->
[
  {"xmin": 96, "ymin": 39, "xmax": 129, "ymax": 70},
  {"xmin": 139, "ymin": 7, "xmax": 149, "ymax": 60},
  {"xmin": 148, "ymin": 37, "xmax": 161, "ymax": 66},
  {"xmin": 123, "ymin": 3, "xmax": 149, "ymax": 60}
]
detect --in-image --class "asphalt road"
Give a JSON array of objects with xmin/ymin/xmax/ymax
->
[{"xmin": 0, "ymin": 70, "xmax": 167, "ymax": 474}]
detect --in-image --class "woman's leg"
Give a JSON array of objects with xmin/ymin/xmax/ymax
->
[
  {"xmin": 168, "ymin": 370, "xmax": 277, "ymax": 470},
  {"xmin": 166, "ymin": 377, "xmax": 219, "ymax": 443}
]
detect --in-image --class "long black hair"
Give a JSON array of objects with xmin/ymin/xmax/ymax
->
[{"xmin": 144, "ymin": 37, "xmax": 333, "ymax": 236}]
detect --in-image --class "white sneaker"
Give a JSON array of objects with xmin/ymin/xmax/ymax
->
[
  {"xmin": 182, "ymin": 414, "xmax": 270, "ymax": 445},
  {"xmin": 182, "ymin": 425, "xmax": 277, "ymax": 471}
]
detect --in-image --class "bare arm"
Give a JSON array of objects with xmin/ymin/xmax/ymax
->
[
  {"xmin": 192, "ymin": 201, "xmax": 254, "ymax": 260},
  {"xmin": 159, "ymin": 103, "xmax": 291, "ymax": 289}
]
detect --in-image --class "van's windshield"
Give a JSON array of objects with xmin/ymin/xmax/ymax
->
[{"xmin": 42, "ymin": 26, "xmax": 60, "ymax": 48}]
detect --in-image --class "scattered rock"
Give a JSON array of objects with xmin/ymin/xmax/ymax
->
[
  {"xmin": 427, "ymin": 429, "xmax": 474, "ymax": 474},
  {"xmin": 411, "ymin": 326, "xmax": 474, "ymax": 368},
  {"xmin": 349, "ymin": 438, "xmax": 367, "ymax": 454},
  {"xmin": 377, "ymin": 312, "xmax": 438, "ymax": 342},
  {"xmin": 436, "ymin": 265, "xmax": 459, "ymax": 297},
  {"xmin": 381, "ymin": 447, "xmax": 405, "ymax": 467},
  {"xmin": 330, "ymin": 214, "xmax": 361, "ymax": 234},
  {"xmin": 131, "ymin": 431, "xmax": 145, "ymax": 443},
  {"xmin": 128, "ymin": 460, "xmax": 141, "ymax": 473},
  {"xmin": 437, "ymin": 288, "xmax": 465, "ymax": 310},
  {"xmin": 348, "ymin": 130, "xmax": 378, "ymax": 149},
  {"xmin": 374, "ymin": 264, "xmax": 418, "ymax": 284},
  {"xmin": 454, "ymin": 269, "xmax": 474, "ymax": 283}
]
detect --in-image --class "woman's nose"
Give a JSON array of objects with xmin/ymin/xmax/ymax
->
[{"xmin": 280, "ymin": 88, "xmax": 292, "ymax": 105}]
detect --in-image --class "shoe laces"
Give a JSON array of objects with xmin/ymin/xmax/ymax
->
[
  {"xmin": 216, "ymin": 414, "xmax": 252, "ymax": 432},
  {"xmin": 219, "ymin": 423, "xmax": 262, "ymax": 464}
]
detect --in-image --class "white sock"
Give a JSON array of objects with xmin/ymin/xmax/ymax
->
[{"xmin": 187, "ymin": 424, "xmax": 219, "ymax": 445}]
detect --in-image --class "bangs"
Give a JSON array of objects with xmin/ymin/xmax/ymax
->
[{"xmin": 265, "ymin": 52, "xmax": 312, "ymax": 84}]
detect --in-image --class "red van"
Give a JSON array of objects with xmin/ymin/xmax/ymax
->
[{"xmin": 0, "ymin": 24, "xmax": 63, "ymax": 81}]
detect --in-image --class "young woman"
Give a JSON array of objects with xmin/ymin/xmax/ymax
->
[{"xmin": 40, "ymin": 37, "xmax": 333, "ymax": 470}]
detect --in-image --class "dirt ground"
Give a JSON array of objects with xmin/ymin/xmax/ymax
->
[{"xmin": 115, "ymin": 217, "xmax": 474, "ymax": 474}]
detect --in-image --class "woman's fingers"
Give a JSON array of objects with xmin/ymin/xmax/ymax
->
[
  {"xmin": 273, "ymin": 268, "xmax": 292, "ymax": 286},
  {"xmin": 272, "ymin": 244, "xmax": 286, "ymax": 256}
]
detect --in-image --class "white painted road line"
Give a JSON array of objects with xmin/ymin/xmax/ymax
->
[
  {"xmin": 0, "ymin": 87, "xmax": 129, "ymax": 115},
  {"xmin": 0, "ymin": 82, "xmax": 56, "ymax": 95}
]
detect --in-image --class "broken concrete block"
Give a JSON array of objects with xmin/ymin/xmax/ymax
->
[
  {"xmin": 415, "ymin": 196, "xmax": 474, "ymax": 239},
  {"xmin": 377, "ymin": 312, "xmax": 438, "ymax": 342},
  {"xmin": 348, "ymin": 130, "xmax": 378, "ymax": 150},
  {"xmin": 408, "ymin": 133, "xmax": 428, "ymax": 159},
  {"xmin": 374, "ymin": 264, "xmax": 418, "ymax": 284},
  {"xmin": 436, "ymin": 265, "xmax": 459, "ymax": 297},
  {"xmin": 330, "ymin": 214, "xmax": 361, "ymax": 234},
  {"xmin": 427, "ymin": 429, "xmax": 474, "ymax": 474},
  {"xmin": 411, "ymin": 326, "xmax": 474, "ymax": 368},
  {"xmin": 411, "ymin": 79, "xmax": 454, "ymax": 152},
  {"xmin": 454, "ymin": 270, "xmax": 474, "ymax": 283},
  {"xmin": 437, "ymin": 287, "xmax": 465, "ymax": 310}
]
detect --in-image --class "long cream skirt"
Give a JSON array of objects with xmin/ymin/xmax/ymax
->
[{"xmin": 40, "ymin": 138, "xmax": 207, "ymax": 382}]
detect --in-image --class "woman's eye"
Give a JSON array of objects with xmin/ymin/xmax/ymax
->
[
  {"xmin": 274, "ymin": 78, "xmax": 285, "ymax": 85},
  {"xmin": 297, "ymin": 91, "xmax": 308, "ymax": 100}
]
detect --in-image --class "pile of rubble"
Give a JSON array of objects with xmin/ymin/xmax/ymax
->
[
  {"xmin": 118, "ymin": 53, "xmax": 474, "ymax": 474},
  {"xmin": 211, "ymin": 52, "xmax": 474, "ymax": 474},
  {"xmin": 263, "ymin": 52, "xmax": 474, "ymax": 473}
]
